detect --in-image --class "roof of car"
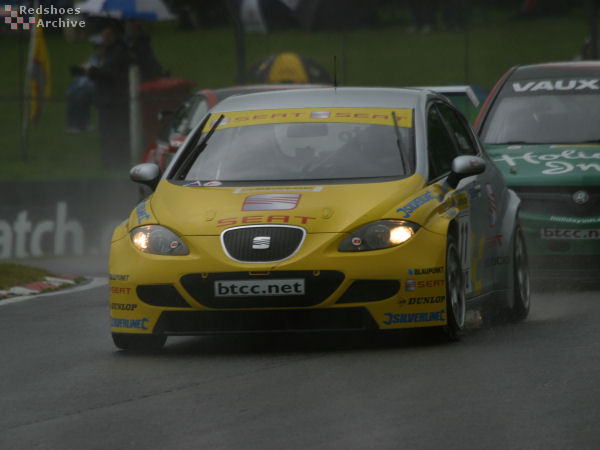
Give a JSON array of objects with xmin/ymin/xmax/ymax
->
[
  {"xmin": 194, "ymin": 84, "xmax": 329, "ymax": 103},
  {"xmin": 511, "ymin": 61, "xmax": 600, "ymax": 79},
  {"xmin": 210, "ymin": 87, "xmax": 435, "ymax": 113},
  {"xmin": 212, "ymin": 84, "xmax": 326, "ymax": 95}
]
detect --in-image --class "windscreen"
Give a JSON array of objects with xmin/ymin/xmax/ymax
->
[
  {"xmin": 480, "ymin": 78, "xmax": 600, "ymax": 145},
  {"xmin": 173, "ymin": 108, "xmax": 414, "ymax": 183}
]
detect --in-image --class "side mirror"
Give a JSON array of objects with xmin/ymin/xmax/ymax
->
[
  {"xmin": 130, "ymin": 163, "xmax": 161, "ymax": 190},
  {"xmin": 447, "ymin": 155, "xmax": 486, "ymax": 188}
]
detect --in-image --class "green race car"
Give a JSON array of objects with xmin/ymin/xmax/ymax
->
[{"xmin": 475, "ymin": 62, "xmax": 600, "ymax": 279}]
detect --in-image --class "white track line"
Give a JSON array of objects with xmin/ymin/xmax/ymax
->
[{"xmin": 0, "ymin": 277, "xmax": 108, "ymax": 306}]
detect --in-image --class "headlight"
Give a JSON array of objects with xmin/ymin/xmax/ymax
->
[
  {"xmin": 130, "ymin": 225, "xmax": 189, "ymax": 255},
  {"xmin": 339, "ymin": 220, "xmax": 419, "ymax": 252}
]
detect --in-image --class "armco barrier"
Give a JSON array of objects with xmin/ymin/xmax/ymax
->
[{"xmin": 0, "ymin": 180, "xmax": 141, "ymax": 259}]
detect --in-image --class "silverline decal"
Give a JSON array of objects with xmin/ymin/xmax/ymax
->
[
  {"xmin": 396, "ymin": 191, "xmax": 436, "ymax": 218},
  {"xmin": 111, "ymin": 318, "xmax": 149, "ymax": 330},
  {"xmin": 549, "ymin": 216, "xmax": 600, "ymax": 225},
  {"xmin": 136, "ymin": 202, "xmax": 150, "ymax": 224},
  {"xmin": 383, "ymin": 310, "xmax": 445, "ymax": 325}
]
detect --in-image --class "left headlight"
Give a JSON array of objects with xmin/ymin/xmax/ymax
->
[
  {"xmin": 339, "ymin": 220, "xmax": 419, "ymax": 252},
  {"xmin": 130, "ymin": 225, "xmax": 189, "ymax": 255}
]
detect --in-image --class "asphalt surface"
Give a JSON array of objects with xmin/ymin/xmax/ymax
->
[{"xmin": 1, "ymin": 256, "xmax": 599, "ymax": 449}]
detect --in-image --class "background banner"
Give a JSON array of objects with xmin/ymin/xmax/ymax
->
[{"xmin": 0, "ymin": 180, "xmax": 141, "ymax": 259}]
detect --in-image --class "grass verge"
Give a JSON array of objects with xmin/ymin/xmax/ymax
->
[{"xmin": 0, "ymin": 263, "xmax": 53, "ymax": 290}]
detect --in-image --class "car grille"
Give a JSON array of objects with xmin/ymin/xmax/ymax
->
[
  {"xmin": 153, "ymin": 308, "xmax": 379, "ymax": 334},
  {"xmin": 180, "ymin": 270, "xmax": 345, "ymax": 308},
  {"xmin": 136, "ymin": 284, "xmax": 191, "ymax": 308},
  {"xmin": 221, "ymin": 225, "xmax": 305, "ymax": 262},
  {"xmin": 512, "ymin": 186, "xmax": 600, "ymax": 217},
  {"xmin": 336, "ymin": 280, "xmax": 401, "ymax": 303}
]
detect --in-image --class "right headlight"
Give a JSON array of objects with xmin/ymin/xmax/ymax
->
[
  {"xmin": 130, "ymin": 225, "xmax": 189, "ymax": 255},
  {"xmin": 339, "ymin": 220, "xmax": 420, "ymax": 252}
]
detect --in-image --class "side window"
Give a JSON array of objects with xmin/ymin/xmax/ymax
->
[
  {"xmin": 159, "ymin": 96, "xmax": 197, "ymax": 141},
  {"xmin": 427, "ymin": 105, "xmax": 458, "ymax": 180},
  {"xmin": 437, "ymin": 103, "xmax": 478, "ymax": 156},
  {"xmin": 188, "ymin": 98, "xmax": 210, "ymax": 134}
]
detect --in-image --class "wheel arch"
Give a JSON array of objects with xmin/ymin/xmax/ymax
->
[
  {"xmin": 447, "ymin": 219, "xmax": 459, "ymax": 241},
  {"xmin": 500, "ymin": 188, "xmax": 522, "ymax": 256},
  {"xmin": 496, "ymin": 188, "xmax": 523, "ymax": 293},
  {"xmin": 425, "ymin": 213, "xmax": 463, "ymax": 267}
]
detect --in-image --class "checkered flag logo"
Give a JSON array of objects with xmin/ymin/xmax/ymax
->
[{"xmin": 4, "ymin": 5, "xmax": 36, "ymax": 30}]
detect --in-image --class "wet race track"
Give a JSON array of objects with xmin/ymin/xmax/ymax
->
[{"xmin": 1, "ymin": 257, "xmax": 598, "ymax": 450}]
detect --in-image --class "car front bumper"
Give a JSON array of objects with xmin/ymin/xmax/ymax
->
[
  {"xmin": 519, "ymin": 210, "xmax": 600, "ymax": 277},
  {"xmin": 109, "ymin": 227, "xmax": 450, "ymax": 336}
]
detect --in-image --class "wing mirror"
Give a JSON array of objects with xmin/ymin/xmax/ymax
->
[
  {"xmin": 130, "ymin": 163, "xmax": 161, "ymax": 190},
  {"xmin": 447, "ymin": 155, "xmax": 486, "ymax": 188}
]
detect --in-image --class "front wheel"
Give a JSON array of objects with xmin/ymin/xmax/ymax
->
[
  {"xmin": 507, "ymin": 224, "xmax": 531, "ymax": 322},
  {"xmin": 112, "ymin": 333, "xmax": 167, "ymax": 352},
  {"xmin": 443, "ymin": 235, "xmax": 466, "ymax": 341}
]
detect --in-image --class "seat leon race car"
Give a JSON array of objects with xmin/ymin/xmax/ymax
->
[
  {"xmin": 109, "ymin": 87, "xmax": 529, "ymax": 350},
  {"xmin": 475, "ymin": 62, "xmax": 600, "ymax": 279}
]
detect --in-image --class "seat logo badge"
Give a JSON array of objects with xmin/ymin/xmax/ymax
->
[
  {"xmin": 252, "ymin": 236, "xmax": 271, "ymax": 249},
  {"xmin": 572, "ymin": 190, "xmax": 589, "ymax": 205}
]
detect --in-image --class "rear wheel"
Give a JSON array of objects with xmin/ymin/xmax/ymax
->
[
  {"xmin": 112, "ymin": 333, "xmax": 167, "ymax": 351},
  {"xmin": 507, "ymin": 224, "xmax": 531, "ymax": 322},
  {"xmin": 443, "ymin": 235, "xmax": 466, "ymax": 341}
]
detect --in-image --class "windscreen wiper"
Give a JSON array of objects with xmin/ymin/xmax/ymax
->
[
  {"xmin": 175, "ymin": 114, "xmax": 225, "ymax": 180},
  {"xmin": 392, "ymin": 111, "xmax": 409, "ymax": 172}
]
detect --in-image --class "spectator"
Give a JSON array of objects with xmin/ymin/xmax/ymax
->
[
  {"xmin": 574, "ymin": 37, "xmax": 595, "ymax": 61},
  {"xmin": 65, "ymin": 34, "xmax": 102, "ymax": 133},
  {"xmin": 407, "ymin": 0, "xmax": 439, "ymax": 33},
  {"xmin": 441, "ymin": 0, "xmax": 465, "ymax": 30},
  {"xmin": 125, "ymin": 21, "xmax": 164, "ymax": 82},
  {"xmin": 87, "ymin": 27, "xmax": 131, "ymax": 170}
]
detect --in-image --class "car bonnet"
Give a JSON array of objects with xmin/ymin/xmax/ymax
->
[{"xmin": 133, "ymin": 175, "xmax": 438, "ymax": 235}]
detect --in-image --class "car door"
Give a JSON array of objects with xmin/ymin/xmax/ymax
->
[
  {"xmin": 441, "ymin": 101, "xmax": 507, "ymax": 296},
  {"xmin": 427, "ymin": 101, "xmax": 498, "ymax": 298}
]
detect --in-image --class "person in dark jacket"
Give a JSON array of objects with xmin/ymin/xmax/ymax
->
[
  {"xmin": 65, "ymin": 35, "xmax": 103, "ymax": 133},
  {"xmin": 125, "ymin": 21, "xmax": 164, "ymax": 82},
  {"xmin": 87, "ymin": 27, "xmax": 131, "ymax": 170}
]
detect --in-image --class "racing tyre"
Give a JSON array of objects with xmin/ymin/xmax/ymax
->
[
  {"xmin": 507, "ymin": 224, "xmax": 531, "ymax": 322},
  {"xmin": 112, "ymin": 333, "xmax": 167, "ymax": 351},
  {"xmin": 443, "ymin": 235, "xmax": 466, "ymax": 341}
]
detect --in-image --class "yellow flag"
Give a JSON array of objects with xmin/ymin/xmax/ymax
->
[{"xmin": 28, "ymin": 16, "xmax": 51, "ymax": 123}]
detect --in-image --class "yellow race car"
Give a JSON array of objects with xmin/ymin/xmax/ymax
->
[{"xmin": 109, "ymin": 87, "xmax": 530, "ymax": 350}]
